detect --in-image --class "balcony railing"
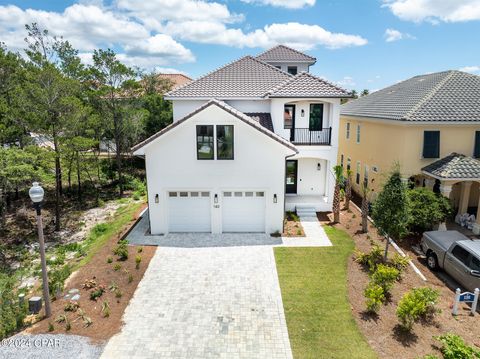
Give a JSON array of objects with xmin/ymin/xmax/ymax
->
[{"xmin": 291, "ymin": 127, "xmax": 331, "ymax": 145}]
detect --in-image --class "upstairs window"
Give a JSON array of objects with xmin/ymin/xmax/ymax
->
[
  {"xmin": 474, "ymin": 131, "xmax": 480, "ymax": 158},
  {"xmin": 309, "ymin": 104, "xmax": 324, "ymax": 131},
  {"xmin": 216, "ymin": 125, "xmax": 234, "ymax": 160},
  {"xmin": 356, "ymin": 124, "xmax": 361, "ymax": 143},
  {"xmin": 196, "ymin": 125, "xmax": 214, "ymax": 160},
  {"xmin": 423, "ymin": 131, "xmax": 440, "ymax": 158},
  {"xmin": 287, "ymin": 66, "xmax": 298, "ymax": 75},
  {"xmin": 346, "ymin": 123, "xmax": 350, "ymax": 139}
]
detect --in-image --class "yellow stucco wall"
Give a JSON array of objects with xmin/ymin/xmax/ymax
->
[{"xmin": 338, "ymin": 115, "xmax": 480, "ymax": 197}]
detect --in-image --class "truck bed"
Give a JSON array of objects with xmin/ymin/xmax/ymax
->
[{"xmin": 423, "ymin": 230, "xmax": 470, "ymax": 252}]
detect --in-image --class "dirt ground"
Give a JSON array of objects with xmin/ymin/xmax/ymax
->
[
  {"xmin": 319, "ymin": 201, "xmax": 480, "ymax": 359},
  {"xmin": 27, "ymin": 205, "xmax": 156, "ymax": 342}
]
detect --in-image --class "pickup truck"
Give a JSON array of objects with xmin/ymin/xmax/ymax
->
[{"xmin": 421, "ymin": 230, "xmax": 480, "ymax": 292}]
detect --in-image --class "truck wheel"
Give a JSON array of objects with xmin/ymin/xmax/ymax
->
[{"xmin": 426, "ymin": 252, "xmax": 438, "ymax": 271}]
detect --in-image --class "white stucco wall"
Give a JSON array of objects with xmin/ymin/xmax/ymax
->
[
  {"xmin": 265, "ymin": 62, "xmax": 310, "ymax": 73},
  {"xmin": 140, "ymin": 104, "xmax": 295, "ymax": 234},
  {"xmin": 172, "ymin": 100, "xmax": 208, "ymax": 121},
  {"xmin": 296, "ymin": 158, "xmax": 327, "ymax": 196},
  {"xmin": 225, "ymin": 100, "xmax": 271, "ymax": 113}
]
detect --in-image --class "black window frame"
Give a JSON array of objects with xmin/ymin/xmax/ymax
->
[
  {"xmin": 474, "ymin": 131, "xmax": 480, "ymax": 158},
  {"xmin": 287, "ymin": 66, "xmax": 298, "ymax": 75},
  {"xmin": 284, "ymin": 104, "xmax": 295, "ymax": 129},
  {"xmin": 422, "ymin": 131, "xmax": 440, "ymax": 158},
  {"xmin": 196, "ymin": 125, "xmax": 214, "ymax": 160},
  {"xmin": 216, "ymin": 125, "xmax": 234, "ymax": 160},
  {"xmin": 309, "ymin": 104, "xmax": 324, "ymax": 131}
]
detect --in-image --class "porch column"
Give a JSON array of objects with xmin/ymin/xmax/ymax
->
[
  {"xmin": 473, "ymin": 193, "xmax": 480, "ymax": 235},
  {"xmin": 457, "ymin": 181, "xmax": 472, "ymax": 216},
  {"xmin": 439, "ymin": 183, "xmax": 453, "ymax": 201},
  {"xmin": 424, "ymin": 178, "xmax": 435, "ymax": 190}
]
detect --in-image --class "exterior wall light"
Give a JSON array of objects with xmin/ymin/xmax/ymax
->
[
  {"xmin": 273, "ymin": 194, "xmax": 277, "ymax": 203},
  {"xmin": 155, "ymin": 194, "xmax": 159, "ymax": 203},
  {"xmin": 214, "ymin": 194, "xmax": 218, "ymax": 203},
  {"xmin": 301, "ymin": 109, "xmax": 305, "ymax": 117},
  {"xmin": 317, "ymin": 163, "xmax": 321, "ymax": 171}
]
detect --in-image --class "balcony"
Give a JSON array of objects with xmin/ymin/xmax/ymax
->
[{"xmin": 290, "ymin": 127, "xmax": 331, "ymax": 146}]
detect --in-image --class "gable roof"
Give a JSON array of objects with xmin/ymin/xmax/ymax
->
[
  {"xmin": 131, "ymin": 99, "xmax": 298, "ymax": 154},
  {"xmin": 422, "ymin": 153, "xmax": 480, "ymax": 180},
  {"xmin": 255, "ymin": 45, "xmax": 316, "ymax": 64},
  {"xmin": 341, "ymin": 70, "xmax": 480, "ymax": 122},
  {"xmin": 156, "ymin": 73, "xmax": 192, "ymax": 89},
  {"xmin": 268, "ymin": 72, "xmax": 352, "ymax": 98},
  {"xmin": 165, "ymin": 56, "xmax": 292, "ymax": 99}
]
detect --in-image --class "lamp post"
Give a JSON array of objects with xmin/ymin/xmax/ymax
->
[{"xmin": 29, "ymin": 182, "xmax": 51, "ymax": 318}]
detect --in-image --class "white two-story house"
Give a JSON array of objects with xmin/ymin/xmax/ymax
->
[{"xmin": 132, "ymin": 45, "xmax": 351, "ymax": 235}]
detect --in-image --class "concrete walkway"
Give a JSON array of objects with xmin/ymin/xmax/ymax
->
[
  {"xmin": 281, "ymin": 215, "xmax": 332, "ymax": 247},
  {"xmin": 101, "ymin": 245, "xmax": 293, "ymax": 359}
]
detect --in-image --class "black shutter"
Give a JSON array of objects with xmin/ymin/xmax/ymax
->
[
  {"xmin": 423, "ymin": 131, "xmax": 440, "ymax": 158},
  {"xmin": 474, "ymin": 131, "xmax": 480, "ymax": 158}
]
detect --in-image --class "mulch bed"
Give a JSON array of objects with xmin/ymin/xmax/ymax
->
[
  {"xmin": 27, "ymin": 205, "xmax": 156, "ymax": 342},
  {"xmin": 283, "ymin": 212, "xmax": 305, "ymax": 237},
  {"xmin": 318, "ymin": 201, "xmax": 480, "ymax": 359}
]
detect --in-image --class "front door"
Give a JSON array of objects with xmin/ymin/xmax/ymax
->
[{"xmin": 286, "ymin": 160, "xmax": 298, "ymax": 194}]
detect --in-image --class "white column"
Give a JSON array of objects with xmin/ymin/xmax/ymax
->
[
  {"xmin": 424, "ymin": 178, "xmax": 435, "ymax": 190},
  {"xmin": 440, "ymin": 184, "xmax": 453, "ymax": 199},
  {"xmin": 458, "ymin": 181, "xmax": 472, "ymax": 216}
]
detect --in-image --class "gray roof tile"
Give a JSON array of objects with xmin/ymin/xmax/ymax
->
[
  {"xmin": 268, "ymin": 72, "xmax": 352, "ymax": 98},
  {"xmin": 255, "ymin": 45, "xmax": 316, "ymax": 63},
  {"xmin": 422, "ymin": 153, "xmax": 480, "ymax": 179},
  {"xmin": 341, "ymin": 70, "xmax": 480, "ymax": 122},
  {"xmin": 245, "ymin": 113, "xmax": 274, "ymax": 132}
]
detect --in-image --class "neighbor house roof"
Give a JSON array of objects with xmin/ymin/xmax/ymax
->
[
  {"xmin": 422, "ymin": 153, "xmax": 480, "ymax": 180},
  {"xmin": 268, "ymin": 72, "xmax": 352, "ymax": 98},
  {"xmin": 341, "ymin": 70, "xmax": 480, "ymax": 122},
  {"xmin": 132, "ymin": 99, "xmax": 298, "ymax": 153},
  {"xmin": 255, "ymin": 45, "xmax": 316, "ymax": 64},
  {"xmin": 156, "ymin": 73, "xmax": 192, "ymax": 90},
  {"xmin": 165, "ymin": 56, "xmax": 292, "ymax": 99}
]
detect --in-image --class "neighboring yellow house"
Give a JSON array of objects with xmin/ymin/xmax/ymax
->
[{"xmin": 339, "ymin": 70, "xmax": 480, "ymax": 233}]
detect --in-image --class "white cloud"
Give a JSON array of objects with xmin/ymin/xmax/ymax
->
[
  {"xmin": 336, "ymin": 76, "xmax": 356, "ymax": 88},
  {"xmin": 384, "ymin": 28, "xmax": 415, "ymax": 42},
  {"xmin": 459, "ymin": 65, "xmax": 480, "ymax": 73},
  {"xmin": 240, "ymin": 0, "xmax": 315, "ymax": 9},
  {"xmin": 383, "ymin": 0, "xmax": 480, "ymax": 23},
  {"xmin": 123, "ymin": 34, "xmax": 194, "ymax": 62}
]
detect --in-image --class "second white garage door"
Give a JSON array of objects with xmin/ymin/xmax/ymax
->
[
  {"xmin": 222, "ymin": 191, "xmax": 266, "ymax": 232},
  {"xmin": 168, "ymin": 191, "xmax": 211, "ymax": 232}
]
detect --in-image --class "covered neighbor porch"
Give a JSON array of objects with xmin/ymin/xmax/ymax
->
[{"xmin": 421, "ymin": 153, "xmax": 480, "ymax": 234}]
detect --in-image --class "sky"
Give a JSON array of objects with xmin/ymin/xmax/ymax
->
[{"xmin": 0, "ymin": 0, "xmax": 480, "ymax": 91}]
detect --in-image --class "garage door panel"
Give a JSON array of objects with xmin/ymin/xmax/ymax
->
[
  {"xmin": 222, "ymin": 191, "xmax": 265, "ymax": 232},
  {"xmin": 168, "ymin": 192, "xmax": 211, "ymax": 232}
]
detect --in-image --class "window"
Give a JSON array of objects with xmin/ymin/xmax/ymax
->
[
  {"xmin": 346, "ymin": 123, "xmax": 350, "ymax": 139},
  {"xmin": 284, "ymin": 105, "xmax": 295, "ymax": 129},
  {"xmin": 451, "ymin": 245, "xmax": 470, "ymax": 265},
  {"xmin": 356, "ymin": 162, "xmax": 361, "ymax": 185},
  {"xmin": 347, "ymin": 158, "xmax": 351, "ymax": 171},
  {"xmin": 340, "ymin": 154, "xmax": 344, "ymax": 168},
  {"xmin": 256, "ymin": 192, "xmax": 264, "ymax": 197},
  {"xmin": 287, "ymin": 66, "xmax": 297, "ymax": 75},
  {"xmin": 423, "ymin": 131, "xmax": 440, "ymax": 158},
  {"xmin": 196, "ymin": 125, "xmax": 214, "ymax": 160},
  {"xmin": 309, "ymin": 104, "xmax": 324, "ymax": 131},
  {"xmin": 356, "ymin": 124, "xmax": 361, "ymax": 143},
  {"xmin": 474, "ymin": 131, "xmax": 480, "ymax": 158},
  {"xmin": 470, "ymin": 256, "xmax": 480, "ymax": 271},
  {"xmin": 216, "ymin": 125, "xmax": 234, "ymax": 160},
  {"xmin": 364, "ymin": 165, "xmax": 369, "ymax": 187}
]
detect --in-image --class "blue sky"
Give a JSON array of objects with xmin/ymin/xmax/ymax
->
[{"xmin": 1, "ymin": 0, "xmax": 480, "ymax": 91}]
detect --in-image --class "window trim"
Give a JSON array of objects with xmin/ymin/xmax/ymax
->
[
  {"xmin": 196, "ymin": 125, "xmax": 214, "ymax": 160},
  {"xmin": 422, "ymin": 130, "xmax": 440, "ymax": 159},
  {"xmin": 216, "ymin": 125, "xmax": 234, "ymax": 160}
]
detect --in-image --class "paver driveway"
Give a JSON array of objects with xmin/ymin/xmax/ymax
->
[{"xmin": 101, "ymin": 244, "xmax": 293, "ymax": 359}]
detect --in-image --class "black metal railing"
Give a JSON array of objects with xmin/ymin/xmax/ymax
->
[{"xmin": 291, "ymin": 127, "xmax": 331, "ymax": 145}]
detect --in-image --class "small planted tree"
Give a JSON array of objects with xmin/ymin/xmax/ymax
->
[
  {"xmin": 407, "ymin": 187, "xmax": 452, "ymax": 233},
  {"xmin": 332, "ymin": 165, "xmax": 343, "ymax": 223},
  {"xmin": 361, "ymin": 181, "xmax": 369, "ymax": 233},
  {"xmin": 345, "ymin": 168, "xmax": 353, "ymax": 210},
  {"xmin": 371, "ymin": 166, "xmax": 410, "ymax": 260}
]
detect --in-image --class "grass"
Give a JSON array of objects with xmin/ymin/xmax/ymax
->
[{"xmin": 274, "ymin": 225, "xmax": 377, "ymax": 359}]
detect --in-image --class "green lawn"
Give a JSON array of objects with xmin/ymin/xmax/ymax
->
[{"xmin": 274, "ymin": 225, "xmax": 377, "ymax": 359}]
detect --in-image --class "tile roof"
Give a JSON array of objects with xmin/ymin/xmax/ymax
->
[
  {"xmin": 268, "ymin": 72, "xmax": 352, "ymax": 98},
  {"xmin": 255, "ymin": 45, "xmax": 316, "ymax": 63},
  {"xmin": 245, "ymin": 113, "xmax": 274, "ymax": 132},
  {"xmin": 341, "ymin": 70, "xmax": 480, "ymax": 122},
  {"xmin": 132, "ymin": 99, "xmax": 298, "ymax": 153},
  {"xmin": 422, "ymin": 153, "xmax": 480, "ymax": 179},
  {"xmin": 156, "ymin": 73, "xmax": 192, "ymax": 89},
  {"xmin": 165, "ymin": 56, "xmax": 292, "ymax": 98}
]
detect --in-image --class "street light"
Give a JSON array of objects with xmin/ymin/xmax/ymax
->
[{"xmin": 29, "ymin": 182, "xmax": 51, "ymax": 318}]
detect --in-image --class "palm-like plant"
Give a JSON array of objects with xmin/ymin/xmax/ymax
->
[
  {"xmin": 332, "ymin": 165, "xmax": 343, "ymax": 223},
  {"xmin": 345, "ymin": 168, "xmax": 353, "ymax": 210},
  {"xmin": 361, "ymin": 181, "xmax": 369, "ymax": 233}
]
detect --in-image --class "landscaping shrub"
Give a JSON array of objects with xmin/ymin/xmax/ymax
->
[
  {"xmin": 0, "ymin": 274, "xmax": 27, "ymax": 340},
  {"xmin": 101, "ymin": 301, "xmax": 110, "ymax": 318},
  {"xmin": 371, "ymin": 264, "xmax": 400, "ymax": 293},
  {"xmin": 113, "ymin": 240, "xmax": 129, "ymax": 261},
  {"xmin": 355, "ymin": 245, "xmax": 383, "ymax": 272},
  {"xmin": 48, "ymin": 265, "xmax": 72, "ymax": 296},
  {"xmin": 113, "ymin": 263, "xmax": 122, "ymax": 271},
  {"xmin": 391, "ymin": 253, "xmax": 410, "ymax": 272},
  {"xmin": 91, "ymin": 223, "xmax": 109, "ymax": 237},
  {"xmin": 407, "ymin": 188, "xmax": 452, "ymax": 233},
  {"xmin": 396, "ymin": 287, "xmax": 440, "ymax": 330},
  {"xmin": 135, "ymin": 255, "xmax": 142, "ymax": 269},
  {"xmin": 435, "ymin": 333, "xmax": 480, "ymax": 359},
  {"xmin": 89, "ymin": 285, "xmax": 106, "ymax": 301},
  {"xmin": 64, "ymin": 301, "xmax": 79, "ymax": 312},
  {"xmin": 364, "ymin": 282, "xmax": 385, "ymax": 313}
]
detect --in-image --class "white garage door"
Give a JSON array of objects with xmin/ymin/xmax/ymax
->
[
  {"xmin": 168, "ymin": 191, "xmax": 211, "ymax": 232},
  {"xmin": 222, "ymin": 191, "xmax": 266, "ymax": 232}
]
